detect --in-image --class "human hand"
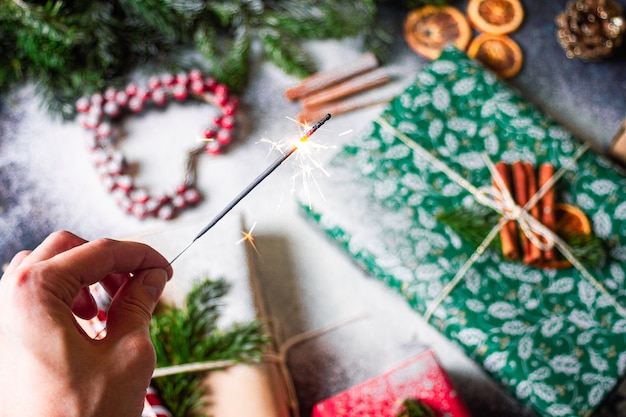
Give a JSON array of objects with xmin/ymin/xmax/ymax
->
[{"xmin": 0, "ymin": 230, "xmax": 173, "ymax": 417}]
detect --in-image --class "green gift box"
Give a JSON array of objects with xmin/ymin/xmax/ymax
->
[{"xmin": 299, "ymin": 47, "xmax": 626, "ymax": 417}]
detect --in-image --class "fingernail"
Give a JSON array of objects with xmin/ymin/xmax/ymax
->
[{"xmin": 142, "ymin": 268, "xmax": 168, "ymax": 301}]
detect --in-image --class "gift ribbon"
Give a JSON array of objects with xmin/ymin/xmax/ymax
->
[{"xmin": 374, "ymin": 117, "xmax": 626, "ymax": 320}]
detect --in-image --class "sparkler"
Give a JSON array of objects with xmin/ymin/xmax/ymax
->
[{"xmin": 168, "ymin": 113, "xmax": 331, "ymax": 265}]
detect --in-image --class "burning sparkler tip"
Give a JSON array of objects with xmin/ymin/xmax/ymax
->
[{"xmin": 306, "ymin": 113, "xmax": 331, "ymax": 136}]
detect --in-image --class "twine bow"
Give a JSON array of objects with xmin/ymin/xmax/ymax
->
[{"xmin": 374, "ymin": 117, "xmax": 626, "ymax": 321}]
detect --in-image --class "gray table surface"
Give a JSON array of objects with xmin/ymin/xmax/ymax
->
[{"xmin": 1, "ymin": 2, "xmax": 625, "ymax": 416}]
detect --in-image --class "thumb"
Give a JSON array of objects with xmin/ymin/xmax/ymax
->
[{"xmin": 105, "ymin": 268, "xmax": 167, "ymax": 338}]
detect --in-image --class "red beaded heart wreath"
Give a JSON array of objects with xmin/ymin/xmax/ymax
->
[{"xmin": 75, "ymin": 70, "xmax": 238, "ymax": 220}]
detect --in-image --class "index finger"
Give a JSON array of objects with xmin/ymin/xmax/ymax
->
[{"xmin": 47, "ymin": 237, "xmax": 173, "ymax": 290}]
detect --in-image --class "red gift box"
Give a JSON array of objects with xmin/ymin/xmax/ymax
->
[{"xmin": 312, "ymin": 350, "xmax": 471, "ymax": 417}]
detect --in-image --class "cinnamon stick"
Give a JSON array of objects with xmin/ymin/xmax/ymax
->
[
  {"xmin": 523, "ymin": 162, "xmax": 542, "ymax": 264},
  {"xmin": 300, "ymin": 68, "xmax": 390, "ymax": 110},
  {"xmin": 538, "ymin": 163, "xmax": 556, "ymax": 261},
  {"xmin": 285, "ymin": 52, "xmax": 379, "ymax": 101},
  {"xmin": 494, "ymin": 162, "xmax": 520, "ymax": 260},
  {"xmin": 512, "ymin": 161, "xmax": 530, "ymax": 262},
  {"xmin": 297, "ymin": 93, "xmax": 394, "ymax": 124}
]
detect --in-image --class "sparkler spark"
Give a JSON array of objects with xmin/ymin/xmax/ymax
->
[
  {"xmin": 237, "ymin": 221, "xmax": 258, "ymax": 254},
  {"xmin": 260, "ymin": 115, "xmax": 335, "ymax": 210},
  {"xmin": 168, "ymin": 113, "xmax": 332, "ymax": 266}
]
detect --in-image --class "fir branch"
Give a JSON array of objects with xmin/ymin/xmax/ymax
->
[
  {"xmin": 195, "ymin": 23, "xmax": 252, "ymax": 91},
  {"xmin": 397, "ymin": 398, "xmax": 438, "ymax": 417},
  {"xmin": 435, "ymin": 205, "xmax": 499, "ymax": 248},
  {"xmin": 150, "ymin": 278, "xmax": 270, "ymax": 417},
  {"xmin": 259, "ymin": 28, "xmax": 316, "ymax": 79},
  {"xmin": 0, "ymin": 0, "xmax": 448, "ymax": 118}
]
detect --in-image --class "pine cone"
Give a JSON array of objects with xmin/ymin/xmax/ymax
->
[{"xmin": 555, "ymin": 0, "xmax": 625, "ymax": 60}]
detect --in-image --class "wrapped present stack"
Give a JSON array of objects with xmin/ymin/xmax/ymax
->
[{"xmin": 299, "ymin": 46, "xmax": 626, "ymax": 417}]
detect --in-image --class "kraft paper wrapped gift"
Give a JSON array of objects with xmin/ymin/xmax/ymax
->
[{"xmin": 299, "ymin": 47, "xmax": 626, "ymax": 417}]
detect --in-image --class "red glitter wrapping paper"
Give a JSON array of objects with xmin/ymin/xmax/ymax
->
[{"xmin": 311, "ymin": 350, "xmax": 471, "ymax": 417}]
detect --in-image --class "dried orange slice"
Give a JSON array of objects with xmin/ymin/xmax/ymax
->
[
  {"xmin": 554, "ymin": 203, "xmax": 592, "ymax": 237},
  {"xmin": 538, "ymin": 204, "xmax": 592, "ymax": 269},
  {"xmin": 467, "ymin": 0, "xmax": 524, "ymax": 35},
  {"xmin": 467, "ymin": 33, "xmax": 523, "ymax": 79},
  {"xmin": 404, "ymin": 5, "xmax": 472, "ymax": 60}
]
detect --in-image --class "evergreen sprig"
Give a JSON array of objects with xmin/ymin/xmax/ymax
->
[
  {"xmin": 396, "ymin": 398, "xmax": 438, "ymax": 417},
  {"xmin": 0, "ymin": 0, "xmax": 447, "ymax": 118},
  {"xmin": 150, "ymin": 278, "xmax": 270, "ymax": 417}
]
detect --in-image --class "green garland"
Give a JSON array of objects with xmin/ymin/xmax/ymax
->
[
  {"xmin": 150, "ymin": 278, "xmax": 270, "ymax": 417},
  {"xmin": 0, "ymin": 0, "xmax": 447, "ymax": 118}
]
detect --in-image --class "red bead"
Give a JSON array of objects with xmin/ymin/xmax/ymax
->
[
  {"xmin": 104, "ymin": 87, "xmax": 117, "ymax": 101},
  {"xmin": 152, "ymin": 88, "xmax": 167, "ymax": 106},
  {"xmin": 184, "ymin": 188, "xmax": 201, "ymax": 204},
  {"xmin": 96, "ymin": 123, "xmax": 114, "ymax": 139},
  {"xmin": 215, "ymin": 84, "xmax": 228, "ymax": 97},
  {"xmin": 203, "ymin": 128, "xmax": 216, "ymax": 139},
  {"xmin": 103, "ymin": 101, "xmax": 120, "ymax": 117},
  {"xmin": 191, "ymin": 80, "xmax": 205, "ymax": 95},
  {"xmin": 161, "ymin": 73, "xmax": 175, "ymax": 87},
  {"xmin": 189, "ymin": 69, "xmax": 203, "ymax": 82},
  {"xmin": 116, "ymin": 175, "xmax": 133, "ymax": 192},
  {"xmin": 128, "ymin": 97, "xmax": 144, "ymax": 113},
  {"xmin": 136, "ymin": 88, "xmax": 150, "ymax": 103},
  {"xmin": 158, "ymin": 204, "xmax": 175, "ymax": 220},
  {"xmin": 204, "ymin": 77, "xmax": 217, "ymax": 91},
  {"xmin": 132, "ymin": 203, "xmax": 148, "ymax": 219},
  {"xmin": 205, "ymin": 141, "xmax": 222, "ymax": 155},
  {"xmin": 176, "ymin": 183, "xmax": 188, "ymax": 194},
  {"xmin": 217, "ymin": 130, "xmax": 232, "ymax": 146},
  {"xmin": 91, "ymin": 93, "xmax": 104, "ymax": 106},
  {"xmin": 215, "ymin": 93, "xmax": 229, "ymax": 106},
  {"xmin": 118, "ymin": 196, "xmax": 134, "ymax": 213},
  {"xmin": 131, "ymin": 188, "xmax": 150, "ymax": 204},
  {"xmin": 145, "ymin": 198, "xmax": 160, "ymax": 214},
  {"xmin": 221, "ymin": 116, "xmax": 235, "ymax": 129},
  {"xmin": 175, "ymin": 72, "xmax": 189, "ymax": 86},
  {"xmin": 148, "ymin": 76, "xmax": 161, "ymax": 91},
  {"xmin": 172, "ymin": 84, "xmax": 188, "ymax": 101},
  {"xmin": 172, "ymin": 194, "xmax": 186, "ymax": 209},
  {"xmin": 111, "ymin": 188, "xmax": 128, "ymax": 203},
  {"xmin": 116, "ymin": 91, "xmax": 129, "ymax": 106},
  {"xmin": 76, "ymin": 97, "xmax": 90, "ymax": 113},
  {"xmin": 125, "ymin": 84, "xmax": 138, "ymax": 96},
  {"xmin": 223, "ymin": 98, "xmax": 239, "ymax": 115},
  {"xmin": 156, "ymin": 193, "xmax": 171, "ymax": 205},
  {"xmin": 82, "ymin": 113, "xmax": 101, "ymax": 130}
]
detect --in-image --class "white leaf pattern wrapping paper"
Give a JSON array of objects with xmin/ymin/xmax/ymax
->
[{"xmin": 299, "ymin": 47, "xmax": 626, "ymax": 417}]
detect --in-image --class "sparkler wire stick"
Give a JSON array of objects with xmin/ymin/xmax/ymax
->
[{"xmin": 168, "ymin": 113, "xmax": 331, "ymax": 265}]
